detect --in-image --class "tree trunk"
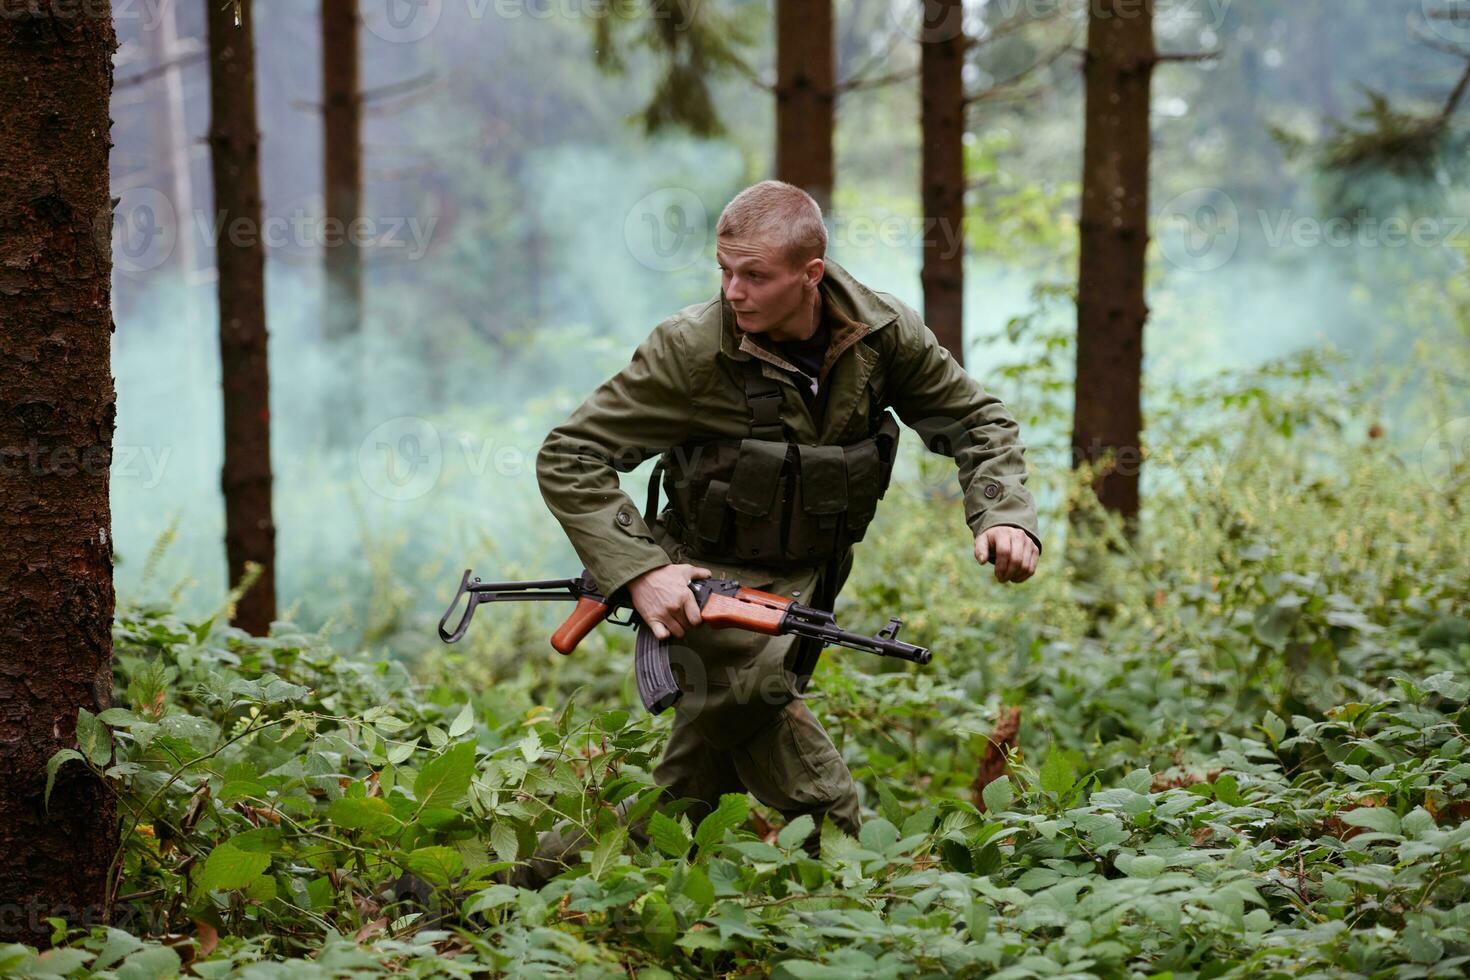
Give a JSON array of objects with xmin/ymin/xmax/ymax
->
[
  {"xmin": 920, "ymin": 0, "xmax": 967, "ymax": 365},
  {"xmin": 775, "ymin": 0, "xmax": 834, "ymax": 212},
  {"xmin": 322, "ymin": 0, "xmax": 363, "ymax": 447},
  {"xmin": 1072, "ymin": 0, "xmax": 1155, "ymax": 535},
  {"xmin": 0, "ymin": 2, "xmax": 120, "ymax": 945},
  {"xmin": 207, "ymin": 0, "xmax": 277, "ymax": 635},
  {"xmin": 143, "ymin": 0, "xmax": 207, "ymax": 426}
]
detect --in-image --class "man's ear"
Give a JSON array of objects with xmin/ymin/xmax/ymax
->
[{"xmin": 805, "ymin": 257, "xmax": 824, "ymax": 288}]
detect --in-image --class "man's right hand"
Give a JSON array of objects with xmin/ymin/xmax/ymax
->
[{"xmin": 627, "ymin": 563, "xmax": 712, "ymax": 640}]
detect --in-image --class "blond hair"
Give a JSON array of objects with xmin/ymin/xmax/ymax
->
[{"xmin": 715, "ymin": 180, "xmax": 827, "ymax": 269}]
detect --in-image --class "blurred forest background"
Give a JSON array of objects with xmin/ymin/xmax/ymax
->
[{"xmin": 106, "ymin": 0, "xmax": 1467, "ymax": 655}]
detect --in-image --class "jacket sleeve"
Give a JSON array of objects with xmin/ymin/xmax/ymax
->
[
  {"xmin": 881, "ymin": 298, "xmax": 1043, "ymax": 553},
  {"xmin": 536, "ymin": 317, "xmax": 700, "ymax": 597}
]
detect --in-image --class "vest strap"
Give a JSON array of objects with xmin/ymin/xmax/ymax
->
[{"xmin": 743, "ymin": 365, "xmax": 787, "ymax": 441}]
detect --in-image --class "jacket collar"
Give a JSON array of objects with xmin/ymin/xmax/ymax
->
[{"xmin": 717, "ymin": 255, "xmax": 900, "ymax": 365}]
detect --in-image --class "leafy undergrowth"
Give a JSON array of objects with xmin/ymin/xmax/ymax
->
[{"xmin": 7, "ymin": 604, "xmax": 1470, "ymax": 978}]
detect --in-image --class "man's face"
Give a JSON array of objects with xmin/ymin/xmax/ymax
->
[{"xmin": 716, "ymin": 235, "xmax": 823, "ymax": 342}]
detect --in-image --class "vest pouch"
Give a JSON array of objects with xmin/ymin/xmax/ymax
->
[
  {"xmin": 787, "ymin": 444, "xmax": 847, "ymax": 561},
  {"xmin": 696, "ymin": 479, "xmax": 732, "ymax": 547},
  {"xmin": 726, "ymin": 439, "xmax": 790, "ymax": 562},
  {"xmin": 841, "ymin": 411, "xmax": 901, "ymax": 545}
]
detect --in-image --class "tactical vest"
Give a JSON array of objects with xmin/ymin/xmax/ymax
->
[{"xmin": 644, "ymin": 359, "xmax": 901, "ymax": 567}]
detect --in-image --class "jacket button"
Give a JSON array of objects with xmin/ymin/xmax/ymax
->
[
  {"xmin": 616, "ymin": 511, "xmax": 632, "ymax": 526},
  {"xmin": 984, "ymin": 483, "xmax": 1000, "ymax": 499}
]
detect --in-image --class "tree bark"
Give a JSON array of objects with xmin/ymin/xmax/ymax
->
[
  {"xmin": 0, "ymin": 1, "xmax": 120, "ymax": 945},
  {"xmin": 207, "ymin": 0, "xmax": 277, "ymax": 635},
  {"xmin": 920, "ymin": 0, "xmax": 967, "ymax": 365},
  {"xmin": 775, "ymin": 0, "xmax": 834, "ymax": 212},
  {"xmin": 1072, "ymin": 0, "xmax": 1156, "ymax": 534},
  {"xmin": 322, "ymin": 0, "xmax": 363, "ymax": 447}
]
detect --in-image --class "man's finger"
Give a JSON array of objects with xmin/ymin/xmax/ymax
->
[
  {"xmin": 649, "ymin": 619, "xmax": 669, "ymax": 641},
  {"xmin": 689, "ymin": 565, "xmax": 713, "ymax": 579},
  {"xmin": 682, "ymin": 591, "xmax": 703, "ymax": 628},
  {"xmin": 993, "ymin": 539, "xmax": 1014, "ymax": 581},
  {"xmin": 976, "ymin": 533, "xmax": 993, "ymax": 565}
]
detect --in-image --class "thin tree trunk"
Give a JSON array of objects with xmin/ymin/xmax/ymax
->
[
  {"xmin": 0, "ymin": 2, "xmax": 119, "ymax": 944},
  {"xmin": 207, "ymin": 0, "xmax": 277, "ymax": 635},
  {"xmin": 775, "ymin": 0, "xmax": 834, "ymax": 212},
  {"xmin": 322, "ymin": 0, "xmax": 363, "ymax": 446},
  {"xmin": 144, "ymin": 0, "xmax": 200, "ymax": 287},
  {"xmin": 144, "ymin": 0, "xmax": 207, "ymax": 426},
  {"xmin": 920, "ymin": 0, "xmax": 967, "ymax": 365},
  {"xmin": 1072, "ymin": 0, "xmax": 1156, "ymax": 535}
]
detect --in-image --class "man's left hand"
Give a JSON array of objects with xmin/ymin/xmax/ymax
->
[{"xmin": 975, "ymin": 526, "xmax": 1039, "ymax": 584}]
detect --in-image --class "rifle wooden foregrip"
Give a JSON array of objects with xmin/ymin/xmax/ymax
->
[
  {"xmin": 698, "ymin": 587, "xmax": 791, "ymax": 635},
  {"xmin": 550, "ymin": 595, "xmax": 612, "ymax": 655}
]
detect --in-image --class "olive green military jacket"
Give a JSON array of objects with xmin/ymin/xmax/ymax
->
[{"xmin": 535, "ymin": 256, "xmax": 1042, "ymax": 601}]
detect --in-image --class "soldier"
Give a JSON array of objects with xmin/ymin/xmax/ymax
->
[{"xmin": 529, "ymin": 179, "xmax": 1041, "ymax": 880}]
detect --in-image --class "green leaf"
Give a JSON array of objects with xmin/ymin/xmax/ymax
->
[
  {"xmin": 44, "ymin": 749, "xmax": 84, "ymax": 812},
  {"xmin": 217, "ymin": 779, "xmax": 268, "ymax": 803},
  {"xmin": 1341, "ymin": 806, "xmax": 1400, "ymax": 836},
  {"xmin": 859, "ymin": 818, "xmax": 899, "ymax": 854},
  {"xmin": 327, "ymin": 796, "xmax": 400, "ymax": 836},
  {"xmin": 1120, "ymin": 854, "xmax": 1166, "ymax": 878},
  {"xmin": 642, "ymin": 892, "xmax": 677, "ymax": 957},
  {"xmin": 197, "ymin": 841, "xmax": 271, "ymax": 892},
  {"xmin": 414, "ymin": 740, "xmax": 476, "ymax": 810},
  {"xmin": 1039, "ymin": 748, "xmax": 1075, "ymax": 796},
  {"xmin": 448, "ymin": 702, "xmax": 474, "ymax": 738},
  {"xmin": 679, "ymin": 865, "xmax": 715, "ymax": 914},
  {"xmin": 694, "ymin": 793, "xmax": 748, "ymax": 850},
  {"xmin": 590, "ymin": 828, "xmax": 626, "ymax": 880},
  {"xmin": 1214, "ymin": 773, "xmax": 1246, "ymax": 807},
  {"xmin": 404, "ymin": 845, "xmax": 463, "ymax": 886},
  {"xmin": 464, "ymin": 884, "xmax": 518, "ymax": 917},
  {"xmin": 648, "ymin": 811, "xmax": 692, "ymax": 857},
  {"xmin": 76, "ymin": 707, "xmax": 112, "ymax": 766},
  {"xmin": 490, "ymin": 821, "xmax": 520, "ymax": 863},
  {"xmin": 112, "ymin": 941, "xmax": 178, "ymax": 979},
  {"xmin": 778, "ymin": 815, "xmax": 816, "ymax": 851},
  {"xmin": 981, "ymin": 777, "xmax": 1014, "ymax": 814}
]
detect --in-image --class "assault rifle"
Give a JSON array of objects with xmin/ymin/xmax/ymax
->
[{"xmin": 437, "ymin": 568, "xmax": 931, "ymax": 714}]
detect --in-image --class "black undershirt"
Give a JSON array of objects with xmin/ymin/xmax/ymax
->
[{"xmin": 768, "ymin": 306, "xmax": 832, "ymax": 407}]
